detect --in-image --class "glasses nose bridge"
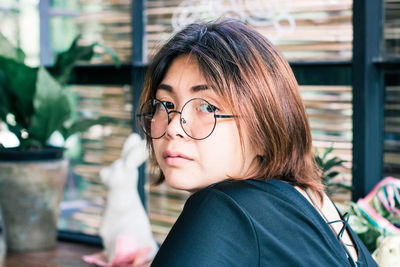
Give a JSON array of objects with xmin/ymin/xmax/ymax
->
[{"xmin": 167, "ymin": 110, "xmax": 182, "ymax": 124}]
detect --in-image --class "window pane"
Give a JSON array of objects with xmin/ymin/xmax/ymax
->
[
  {"xmin": 0, "ymin": 0, "xmax": 39, "ymax": 66},
  {"xmin": 50, "ymin": 0, "xmax": 132, "ymax": 64},
  {"xmin": 145, "ymin": 0, "xmax": 352, "ymax": 62},
  {"xmin": 384, "ymin": 71, "xmax": 400, "ymax": 179},
  {"xmin": 147, "ymin": 173, "xmax": 189, "ymax": 244},
  {"xmin": 302, "ymin": 85, "xmax": 352, "ymax": 201},
  {"xmin": 58, "ymin": 85, "xmax": 132, "ymax": 234},
  {"xmin": 383, "ymin": 0, "xmax": 400, "ymax": 58}
]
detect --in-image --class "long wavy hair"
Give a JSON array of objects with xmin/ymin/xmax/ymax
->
[{"xmin": 138, "ymin": 19, "xmax": 323, "ymax": 198}]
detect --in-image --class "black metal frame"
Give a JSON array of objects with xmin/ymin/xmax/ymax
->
[
  {"xmin": 131, "ymin": 0, "xmax": 147, "ymax": 210},
  {"xmin": 39, "ymin": 0, "xmax": 52, "ymax": 66},
  {"xmin": 35, "ymin": 0, "xmax": 399, "ymax": 243},
  {"xmin": 351, "ymin": 0, "xmax": 385, "ymax": 200}
]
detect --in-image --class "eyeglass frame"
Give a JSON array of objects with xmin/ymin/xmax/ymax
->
[{"xmin": 136, "ymin": 97, "xmax": 237, "ymax": 140}]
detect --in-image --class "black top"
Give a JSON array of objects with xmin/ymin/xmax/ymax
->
[{"xmin": 151, "ymin": 179, "xmax": 378, "ymax": 267}]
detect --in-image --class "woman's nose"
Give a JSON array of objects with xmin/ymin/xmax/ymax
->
[{"xmin": 165, "ymin": 111, "xmax": 186, "ymax": 139}]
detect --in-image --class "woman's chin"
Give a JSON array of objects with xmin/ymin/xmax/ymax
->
[{"xmin": 164, "ymin": 174, "xmax": 199, "ymax": 193}]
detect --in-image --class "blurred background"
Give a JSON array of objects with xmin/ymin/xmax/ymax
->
[{"xmin": 0, "ymin": 0, "xmax": 398, "ymax": 247}]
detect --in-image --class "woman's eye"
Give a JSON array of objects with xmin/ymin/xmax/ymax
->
[
  {"xmin": 162, "ymin": 101, "xmax": 174, "ymax": 110},
  {"xmin": 199, "ymin": 103, "xmax": 217, "ymax": 113}
]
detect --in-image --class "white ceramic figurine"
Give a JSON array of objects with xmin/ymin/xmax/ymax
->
[
  {"xmin": 372, "ymin": 235, "xmax": 400, "ymax": 267},
  {"xmin": 99, "ymin": 133, "xmax": 158, "ymax": 265}
]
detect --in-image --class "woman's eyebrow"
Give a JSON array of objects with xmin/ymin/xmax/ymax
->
[
  {"xmin": 157, "ymin": 84, "xmax": 209, "ymax": 92},
  {"xmin": 191, "ymin": 84, "xmax": 209, "ymax": 92},
  {"xmin": 158, "ymin": 84, "xmax": 173, "ymax": 91}
]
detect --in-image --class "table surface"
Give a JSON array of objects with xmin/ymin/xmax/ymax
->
[{"xmin": 0, "ymin": 240, "xmax": 101, "ymax": 267}]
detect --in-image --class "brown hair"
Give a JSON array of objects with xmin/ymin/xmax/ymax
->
[{"xmin": 138, "ymin": 19, "xmax": 324, "ymax": 198}]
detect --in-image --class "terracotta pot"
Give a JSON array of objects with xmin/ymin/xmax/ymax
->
[{"xmin": 0, "ymin": 148, "xmax": 68, "ymax": 251}]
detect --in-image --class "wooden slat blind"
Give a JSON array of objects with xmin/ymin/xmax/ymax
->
[
  {"xmin": 384, "ymin": 84, "xmax": 400, "ymax": 179},
  {"xmin": 145, "ymin": 0, "xmax": 352, "ymax": 61},
  {"xmin": 73, "ymin": 0, "xmax": 132, "ymax": 63},
  {"xmin": 384, "ymin": 0, "xmax": 400, "ymax": 58}
]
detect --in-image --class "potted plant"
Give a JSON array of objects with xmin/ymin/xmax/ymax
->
[
  {"xmin": 0, "ymin": 32, "xmax": 118, "ymax": 252},
  {"xmin": 314, "ymin": 146, "xmax": 353, "ymax": 197}
]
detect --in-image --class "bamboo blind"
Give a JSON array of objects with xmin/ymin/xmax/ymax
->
[
  {"xmin": 146, "ymin": 0, "xmax": 353, "ymax": 61},
  {"xmin": 384, "ymin": 0, "xmax": 400, "ymax": 58},
  {"xmin": 384, "ymin": 83, "xmax": 400, "ymax": 179},
  {"xmin": 73, "ymin": 0, "xmax": 132, "ymax": 63}
]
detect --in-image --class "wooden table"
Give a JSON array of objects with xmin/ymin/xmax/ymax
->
[{"xmin": 0, "ymin": 241, "xmax": 101, "ymax": 267}]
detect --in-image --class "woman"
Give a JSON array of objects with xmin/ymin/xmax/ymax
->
[{"xmin": 136, "ymin": 19, "xmax": 377, "ymax": 266}]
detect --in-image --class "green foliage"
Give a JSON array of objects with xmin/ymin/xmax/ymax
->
[
  {"xmin": 336, "ymin": 201, "xmax": 383, "ymax": 253},
  {"xmin": 49, "ymin": 35, "xmax": 120, "ymax": 86},
  {"xmin": 0, "ymin": 33, "xmax": 25, "ymax": 63},
  {"xmin": 315, "ymin": 146, "xmax": 353, "ymax": 196},
  {"xmin": 347, "ymin": 202, "xmax": 382, "ymax": 252},
  {"xmin": 0, "ymin": 32, "xmax": 118, "ymax": 150}
]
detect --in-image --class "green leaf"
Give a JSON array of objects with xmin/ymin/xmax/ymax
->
[
  {"xmin": 323, "ymin": 157, "xmax": 345, "ymax": 171},
  {"xmin": 50, "ymin": 36, "xmax": 120, "ymax": 86},
  {"xmin": 0, "ymin": 72, "xmax": 9, "ymax": 120},
  {"xmin": 322, "ymin": 146, "xmax": 333, "ymax": 160},
  {"xmin": 19, "ymin": 138, "xmax": 43, "ymax": 150},
  {"xmin": 326, "ymin": 171, "xmax": 340, "ymax": 178},
  {"xmin": 0, "ymin": 56, "xmax": 37, "ymax": 128},
  {"xmin": 100, "ymin": 44, "xmax": 120, "ymax": 67},
  {"xmin": 349, "ymin": 202, "xmax": 363, "ymax": 217},
  {"xmin": 349, "ymin": 215, "xmax": 369, "ymax": 233},
  {"xmin": 28, "ymin": 67, "xmax": 72, "ymax": 147},
  {"xmin": 314, "ymin": 154, "xmax": 323, "ymax": 168},
  {"xmin": 0, "ymin": 32, "xmax": 25, "ymax": 63},
  {"xmin": 51, "ymin": 36, "xmax": 96, "ymax": 86},
  {"xmin": 348, "ymin": 214, "xmax": 382, "ymax": 252}
]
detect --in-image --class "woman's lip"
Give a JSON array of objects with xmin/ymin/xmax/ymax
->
[
  {"xmin": 162, "ymin": 151, "xmax": 193, "ymax": 166},
  {"xmin": 162, "ymin": 150, "xmax": 192, "ymax": 160},
  {"xmin": 164, "ymin": 156, "xmax": 192, "ymax": 166}
]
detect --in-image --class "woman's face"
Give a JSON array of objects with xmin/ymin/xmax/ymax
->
[{"xmin": 152, "ymin": 55, "xmax": 257, "ymax": 193}]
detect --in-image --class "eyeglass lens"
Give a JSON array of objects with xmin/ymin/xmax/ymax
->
[{"xmin": 138, "ymin": 98, "xmax": 217, "ymax": 140}]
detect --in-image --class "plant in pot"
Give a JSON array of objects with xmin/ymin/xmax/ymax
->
[
  {"xmin": 314, "ymin": 146, "xmax": 353, "ymax": 197},
  {"xmin": 0, "ymin": 33, "xmax": 118, "ymax": 252}
]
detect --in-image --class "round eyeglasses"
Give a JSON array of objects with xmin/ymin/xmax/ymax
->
[{"xmin": 136, "ymin": 98, "xmax": 236, "ymax": 140}]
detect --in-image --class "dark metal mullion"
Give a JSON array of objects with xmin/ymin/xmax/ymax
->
[
  {"xmin": 132, "ymin": 0, "xmax": 145, "ymax": 65},
  {"xmin": 131, "ymin": 0, "xmax": 147, "ymax": 208},
  {"xmin": 39, "ymin": 0, "xmax": 52, "ymax": 66},
  {"xmin": 352, "ymin": 1, "xmax": 384, "ymax": 200}
]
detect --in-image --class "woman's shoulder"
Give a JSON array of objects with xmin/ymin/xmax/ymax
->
[
  {"xmin": 194, "ymin": 178, "xmax": 301, "ymax": 206},
  {"xmin": 152, "ymin": 179, "xmax": 261, "ymax": 266},
  {"xmin": 185, "ymin": 179, "xmax": 354, "ymax": 266},
  {"xmin": 188, "ymin": 178, "xmax": 310, "ymax": 222},
  {"xmin": 192, "ymin": 178, "xmax": 337, "ymax": 239}
]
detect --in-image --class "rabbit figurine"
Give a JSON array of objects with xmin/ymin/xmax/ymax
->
[{"xmin": 99, "ymin": 133, "xmax": 158, "ymax": 264}]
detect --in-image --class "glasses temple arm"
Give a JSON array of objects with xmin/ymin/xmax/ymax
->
[{"xmin": 214, "ymin": 114, "xmax": 237, "ymax": 118}]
